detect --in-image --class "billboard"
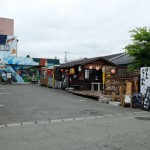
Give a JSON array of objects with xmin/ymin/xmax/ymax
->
[{"xmin": 0, "ymin": 34, "xmax": 17, "ymax": 59}]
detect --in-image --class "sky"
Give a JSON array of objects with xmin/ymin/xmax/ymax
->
[{"xmin": 1, "ymin": 0, "xmax": 150, "ymax": 63}]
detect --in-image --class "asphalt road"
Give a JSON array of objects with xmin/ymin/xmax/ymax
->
[
  {"xmin": 0, "ymin": 111, "xmax": 150, "ymax": 150},
  {"xmin": 0, "ymin": 84, "xmax": 141, "ymax": 125},
  {"xmin": 0, "ymin": 84, "xmax": 150, "ymax": 150}
]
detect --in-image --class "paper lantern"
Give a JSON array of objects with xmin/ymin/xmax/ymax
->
[
  {"xmin": 47, "ymin": 69, "xmax": 51, "ymax": 75},
  {"xmin": 65, "ymin": 69, "xmax": 68, "ymax": 72},
  {"xmin": 96, "ymin": 66, "xmax": 99, "ymax": 70},
  {"xmin": 89, "ymin": 66, "xmax": 93, "ymax": 69},
  {"xmin": 111, "ymin": 69, "xmax": 116, "ymax": 74},
  {"xmin": 70, "ymin": 68, "xmax": 75, "ymax": 74}
]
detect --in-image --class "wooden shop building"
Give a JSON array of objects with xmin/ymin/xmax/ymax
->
[{"xmin": 56, "ymin": 56, "xmax": 118, "ymax": 92}]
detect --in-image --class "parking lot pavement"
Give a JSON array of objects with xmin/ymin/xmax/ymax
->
[
  {"xmin": 0, "ymin": 111, "xmax": 150, "ymax": 150},
  {"xmin": 0, "ymin": 84, "xmax": 149, "ymax": 150},
  {"xmin": 0, "ymin": 84, "xmax": 143, "ymax": 126}
]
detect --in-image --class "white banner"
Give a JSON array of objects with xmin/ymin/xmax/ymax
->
[{"xmin": 140, "ymin": 67, "xmax": 150, "ymax": 94}]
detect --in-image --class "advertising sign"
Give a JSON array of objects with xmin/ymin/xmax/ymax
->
[
  {"xmin": 143, "ymin": 87, "xmax": 150, "ymax": 110},
  {"xmin": 7, "ymin": 73, "xmax": 12, "ymax": 79},
  {"xmin": 140, "ymin": 67, "xmax": 150, "ymax": 94}
]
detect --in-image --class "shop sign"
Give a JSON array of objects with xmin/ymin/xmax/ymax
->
[{"xmin": 7, "ymin": 73, "xmax": 11, "ymax": 79}]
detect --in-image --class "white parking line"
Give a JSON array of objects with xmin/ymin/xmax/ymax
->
[
  {"xmin": 22, "ymin": 122, "xmax": 35, "ymax": 125},
  {"xmin": 85, "ymin": 116, "xmax": 95, "ymax": 119},
  {"xmin": 132, "ymin": 111, "xmax": 148, "ymax": 114},
  {"xmin": 0, "ymin": 104, "xmax": 4, "ymax": 107},
  {"xmin": 0, "ymin": 93, "xmax": 12, "ymax": 95},
  {"xmin": 62, "ymin": 118, "xmax": 74, "ymax": 122},
  {"xmin": 51, "ymin": 119, "xmax": 62, "ymax": 123},
  {"xmin": 7, "ymin": 123, "xmax": 21, "ymax": 127},
  {"xmin": 123, "ymin": 117, "xmax": 134, "ymax": 120},
  {"xmin": 74, "ymin": 117, "xmax": 85, "ymax": 121},
  {"xmin": 0, "ymin": 111, "xmax": 149, "ymax": 128},
  {"xmin": 114, "ymin": 113, "xmax": 124, "ymax": 116},
  {"xmin": 80, "ymin": 100, "xmax": 86, "ymax": 102},
  {"xmin": 0, "ymin": 88, "xmax": 5, "ymax": 90}
]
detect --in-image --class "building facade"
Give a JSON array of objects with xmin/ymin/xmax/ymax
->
[{"xmin": 0, "ymin": 17, "xmax": 14, "ymax": 36}]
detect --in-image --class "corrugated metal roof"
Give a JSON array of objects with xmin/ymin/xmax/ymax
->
[
  {"xmin": 103, "ymin": 53, "xmax": 124, "ymax": 60},
  {"xmin": 58, "ymin": 53, "xmax": 134, "ymax": 68},
  {"xmin": 111, "ymin": 53, "xmax": 134, "ymax": 65},
  {"xmin": 59, "ymin": 56, "xmax": 117, "ymax": 68}
]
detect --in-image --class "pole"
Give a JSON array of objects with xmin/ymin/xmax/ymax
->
[
  {"xmin": 64, "ymin": 51, "xmax": 68, "ymax": 63},
  {"xmin": 102, "ymin": 67, "xmax": 106, "ymax": 94}
]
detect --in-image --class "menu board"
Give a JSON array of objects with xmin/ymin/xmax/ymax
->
[{"xmin": 143, "ymin": 87, "xmax": 150, "ymax": 110}]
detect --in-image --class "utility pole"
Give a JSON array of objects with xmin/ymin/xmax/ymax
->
[
  {"xmin": 64, "ymin": 51, "xmax": 68, "ymax": 63},
  {"xmin": 16, "ymin": 39, "xmax": 19, "ymax": 57}
]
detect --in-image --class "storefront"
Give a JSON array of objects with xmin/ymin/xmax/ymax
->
[
  {"xmin": 0, "ymin": 56, "xmax": 59, "ymax": 83},
  {"xmin": 58, "ymin": 57, "xmax": 117, "ymax": 92}
]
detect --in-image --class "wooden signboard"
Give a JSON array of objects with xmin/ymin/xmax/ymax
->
[
  {"xmin": 126, "ymin": 82, "xmax": 132, "ymax": 95},
  {"xmin": 123, "ymin": 82, "xmax": 132, "ymax": 107}
]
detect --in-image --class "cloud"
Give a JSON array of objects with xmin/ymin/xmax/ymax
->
[{"xmin": 1, "ymin": 0, "xmax": 150, "ymax": 63}]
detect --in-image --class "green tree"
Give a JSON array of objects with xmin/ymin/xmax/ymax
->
[{"xmin": 125, "ymin": 27, "xmax": 150, "ymax": 70}]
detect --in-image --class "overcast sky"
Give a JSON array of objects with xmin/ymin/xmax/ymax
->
[{"xmin": 1, "ymin": 0, "xmax": 150, "ymax": 63}]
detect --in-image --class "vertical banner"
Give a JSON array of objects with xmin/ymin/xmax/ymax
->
[{"xmin": 140, "ymin": 67, "xmax": 150, "ymax": 94}]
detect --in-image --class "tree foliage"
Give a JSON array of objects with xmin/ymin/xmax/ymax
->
[{"xmin": 125, "ymin": 27, "xmax": 150, "ymax": 70}]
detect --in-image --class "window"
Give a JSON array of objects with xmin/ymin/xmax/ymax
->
[
  {"xmin": 0, "ymin": 44, "xmax": 10, "ymax": 51},
  {"xmin": 0, "ymin": 45, "xmax": 5, "ymax": 51},
  {"xmin": 85, "ymin": 70, "xmax": 89, "ymax": 79},
  {"xmin": 85, "ymin": 69, "xmax": 102, "ymax": 80},
  {"xmin": 5, "ymin": 45, "xmax": 10, "ymax": 51}
]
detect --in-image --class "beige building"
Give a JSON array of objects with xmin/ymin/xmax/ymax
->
[{"xmin": 0, "ymin": 17, "xmax": 14, "ymax": 36}]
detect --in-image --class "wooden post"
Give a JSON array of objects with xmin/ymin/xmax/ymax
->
[
  {"xmin": 102, "ymin": 67, "xmax": 106, "ymax": 94},
  {"xmin": 134, "ymin": 79, "xmax": 138, "ymax": 93}
]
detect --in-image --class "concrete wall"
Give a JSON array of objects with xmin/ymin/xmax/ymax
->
[{"xmin": 0, "ymin": 17, "xmax": 14, "ymax": 36}]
